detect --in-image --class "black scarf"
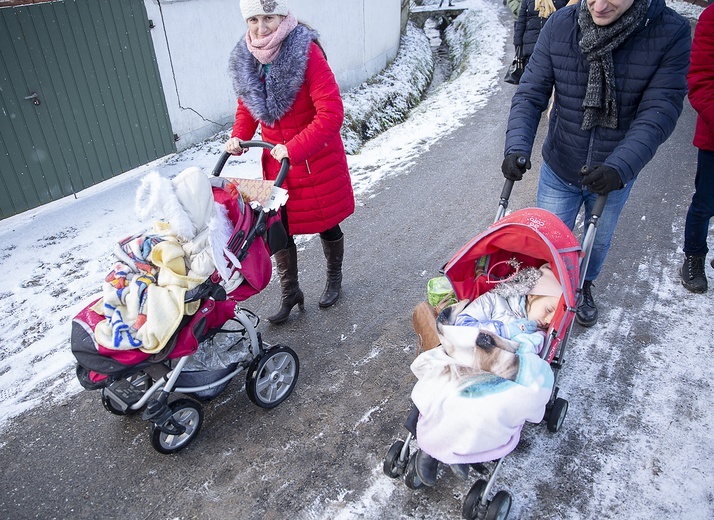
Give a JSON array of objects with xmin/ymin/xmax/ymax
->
[{"xmin": 578, "ymin": 0, "xmax": 649, "ymax": 130}]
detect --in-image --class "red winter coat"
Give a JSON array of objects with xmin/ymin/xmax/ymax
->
[
  {"xmin": 689, "ymin": 4, "xmax": 714, "ymax": 152},
  {"xmin": 229, "ymin": 26, "xmax": 355, "ymax": 235}
]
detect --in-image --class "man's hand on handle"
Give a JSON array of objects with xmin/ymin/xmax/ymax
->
[
  {"xmin": 501, "ymin": 153, "xmax": 531, "ymax": 181},
  {"xmin": 580, "ymin": 165, "xmax": 623, "ymax": 195}
]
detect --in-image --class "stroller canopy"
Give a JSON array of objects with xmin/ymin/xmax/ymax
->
[{"xmin": 443, "ymin": 208, "xmax": 581, "ymax": 310}]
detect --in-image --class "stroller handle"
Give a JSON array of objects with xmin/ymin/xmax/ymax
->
[
  {"xmin": 495, "ymin": 157, "xmax": 525, "ymax": 221},
  {"xmin": 212, "ymin": 141, "xmax": 290, "ymax": 188},
  {"xmin": 495, "ymin": 179, "xmax": 514, "ymax": 222},
  {"xmin": 591, "ymin": 194, "xmax": 607, "ymax": 219},
  {"xmin": 496, "ymin": 168, "xmax": 608, "ymax": 223},
  {"xmin": 213, "ymin": 141, "xmax": 291, "ymax": 263}
]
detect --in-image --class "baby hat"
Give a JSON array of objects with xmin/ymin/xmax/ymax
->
[
  {"xmin": 527, "ymin": 263, "xmax": 562, "ymax": 297},
  {"xmin": 240, "ymin": 0, "xmax": 289, "ymax": 20}
]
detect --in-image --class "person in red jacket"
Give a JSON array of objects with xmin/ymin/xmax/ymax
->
[
  {"xmin": 681, "ymin": 4, "xmax": 714, "ymax": 293},
  {"xmin": 226, "ymin": 0, "xmax": 355, "ymax": 324}
]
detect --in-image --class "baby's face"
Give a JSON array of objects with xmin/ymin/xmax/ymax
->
[{"xmin": 527, "ymin": 295, "xmax": 560, "ymax": 328}]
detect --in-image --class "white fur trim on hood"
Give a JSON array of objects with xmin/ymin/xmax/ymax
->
[
  {"xmin": 135, "ymin": 167, "xmax": 214, "ymax": 241},
  {"xmin": 209, "ymin": 200, "xmax": 234, "ymax": 282}
]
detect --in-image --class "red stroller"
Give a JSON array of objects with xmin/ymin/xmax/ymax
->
[
  {"xmin": 71, "ymin": 142, "xmax": 299, "ymax": 454},
  {"xmin": 383, "ymin": 180, "xmax": 608, "ymax": 519}
]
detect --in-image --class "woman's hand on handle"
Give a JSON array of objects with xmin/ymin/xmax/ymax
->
[
  {"xmin": 271, "ymin": 144, "xmax": 289, "ymax": 162},
  {"xmin": 226, "ymin": 137, "xmax": 245, "ymax": 156}
]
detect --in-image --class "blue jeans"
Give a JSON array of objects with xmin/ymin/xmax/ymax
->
[
  {"xmin": 537, "ymin": 162, "xmax": 634, "ymax": 281},
  {"xmin": 683, "ymin": 149, "xmax": 714, "ymax": 256}
]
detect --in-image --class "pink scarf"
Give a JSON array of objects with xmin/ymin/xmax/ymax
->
[{"xmin": 245, "ymin": 12, "xmax": 298, "ymax": 65}]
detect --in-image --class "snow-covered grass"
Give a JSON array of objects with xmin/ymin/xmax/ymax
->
[{"xmin": 342, "ymin": 22, "xmax": 434, "ymax": 154}]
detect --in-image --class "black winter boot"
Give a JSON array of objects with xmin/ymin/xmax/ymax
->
[
  {"xmin": 319, "ymin": 236, "xmax": 344, "ymax": 308},
  {"xmin": 576, "ymin": 280, "xmax": 598, "ymax": 327},
  {"xmin": 267, "ymin": 245, "xmax": 304, "ymax": 324},
  {"xmin": 415, "ymin": 449, "xmax": 439, "ymax": 487},
  {"xmin": 681, "ymin": 254, "xmax": 707, "ymax": 293}
]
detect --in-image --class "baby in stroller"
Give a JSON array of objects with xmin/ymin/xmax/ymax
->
[
  {"xmin": 386, "ymin": 201, "xmax": 582, "ymax": 519},
  {"xmin": 408, "ymin": 263, "xmax": 562, "ymax": 486}
]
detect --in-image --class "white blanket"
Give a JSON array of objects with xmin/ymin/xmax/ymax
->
[{"xmin": 410, "ymin": 321, "xmax": 554, "ymax": 464}]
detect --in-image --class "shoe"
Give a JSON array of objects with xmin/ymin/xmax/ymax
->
[
  {"xmin": 576, "ymin": 280, "xmax": 598, "ymax": 327},
  {"xmin": 267, "ymin": 245, "xmax": 304, "ymax": 324},
  {"xmin": 319, "ymin": 235, "xmax": 344, "ymax": 308},
  {"xmin": 450, "ymin": 463, "xmax": 470, "ymax": 480},
  {"xmin": 681, "ymin": 254, "xmax": 707, "ymax": 293},
  {"xmin": 415, "ymin": 449, "xmax": 439, "ymax": 487}
]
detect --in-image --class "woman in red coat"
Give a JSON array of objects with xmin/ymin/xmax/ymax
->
[
  {"xmin": 226, "ymin": 0, "xmax": 355, "ymax": 323},
  {"xmin": 680, "ymin": 3, "xmax": 714, "ymax": 293}
]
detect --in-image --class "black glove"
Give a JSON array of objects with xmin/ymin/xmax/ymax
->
[
  {"xmin": 501, "ymin": 153, "xmax": 531, "ymax": 181},
  {"xmin": 580, "ymin": 165, "xmax": 623, "ymax": 195}
]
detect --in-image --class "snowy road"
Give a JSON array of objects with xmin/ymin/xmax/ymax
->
[{"xmin": 0, "ymin": 1, "xmax": 711, "ymax": 519}]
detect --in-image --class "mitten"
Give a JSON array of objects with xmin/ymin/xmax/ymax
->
[
  {"xmin": 507, "ymin": 319, "xmax": 538, "ymax": 338},
  {"xmin": 501, "ymin": 154, "xmax": 531, "ymax": 181},
  {"xmin": 580, "ymin": 165, "xmax": 623, "ymax": 195}
]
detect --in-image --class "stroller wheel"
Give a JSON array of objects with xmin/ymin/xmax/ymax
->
[
  {"xmin": 547, "ymin": 397, "xmax": 568, "ymax": 433},
  {"xmin": 404, "ymin": 452, "xmax": 425, "ymax": 490},
  {"xmin": 149, "ymin": 398, "xmax": 203, "ymax": 454},
  {"xmin": 462, "ymin": 479, "xmax": 488, "ymax": 519},
  {"xmin": 246, "ymin": 345, "xmax": 299, "ymax": 409},
  {"xmin": 485, "ymin": 490, "xmax": 512, "ymax": 520},
  {"xmin": 383, "ymin": 440, "xmax": 408, "ymax": 478}
]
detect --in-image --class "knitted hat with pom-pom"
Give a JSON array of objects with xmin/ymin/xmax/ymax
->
[{"xmin": 240, "ymin": 0, "xmax": 289, "ymax": 20}]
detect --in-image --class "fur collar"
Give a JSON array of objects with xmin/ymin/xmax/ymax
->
[{"xmin": 228, "ymin": 24, "xmax": 318, "ymax": 126}]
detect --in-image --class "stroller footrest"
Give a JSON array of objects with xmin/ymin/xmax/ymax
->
[{"xmin": 106, "ymin": 378, "xmax": 146, "ymax": 407}]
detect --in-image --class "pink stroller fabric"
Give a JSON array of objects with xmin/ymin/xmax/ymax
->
[{"xmin": 72, "ymin": 179, "xmax": 279, "ymax": 386}]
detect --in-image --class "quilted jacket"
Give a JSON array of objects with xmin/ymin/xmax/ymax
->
[
  {"xmin": 513, "ymin": 0, "xmax": 570, "ymax": 58},
  {"xmin": 505, "ymin": 0, "xmax": 691, "ymax": 186},
  {"xmin": 229, "ymin": 25, "xmax": 354, "ymax": 235}
]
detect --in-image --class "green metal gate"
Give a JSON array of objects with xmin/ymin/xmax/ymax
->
[{"xmin": 0, "ymin": 0, "xmax": 175, "ymax": 219}]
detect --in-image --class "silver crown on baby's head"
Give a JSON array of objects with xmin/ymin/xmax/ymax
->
[{"xmin": 490, "ymin": 264, "xmax": 543, "ymax": 299}]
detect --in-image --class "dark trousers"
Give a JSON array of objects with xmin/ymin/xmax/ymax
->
[{"xmin": 684, "ymin": 149, "xmax": 714, "ymax": 256}]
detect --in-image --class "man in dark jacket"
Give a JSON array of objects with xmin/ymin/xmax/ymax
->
[{"xmin": 502, "ymin": 0, "xmax": 691, "ymax": 326}]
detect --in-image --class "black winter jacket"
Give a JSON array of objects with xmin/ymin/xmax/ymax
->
[
  {"xmin": 513, "ymin": 0, "xmax": 569, "ymax": 58},
  {"xmin": 504, "ymin": 0, "xmax": 691, "ymax": 186}
]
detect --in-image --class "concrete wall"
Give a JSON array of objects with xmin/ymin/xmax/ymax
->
[{"xmin": 144, "ymin": 0, "xmax": 403, "ymax": 150}]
